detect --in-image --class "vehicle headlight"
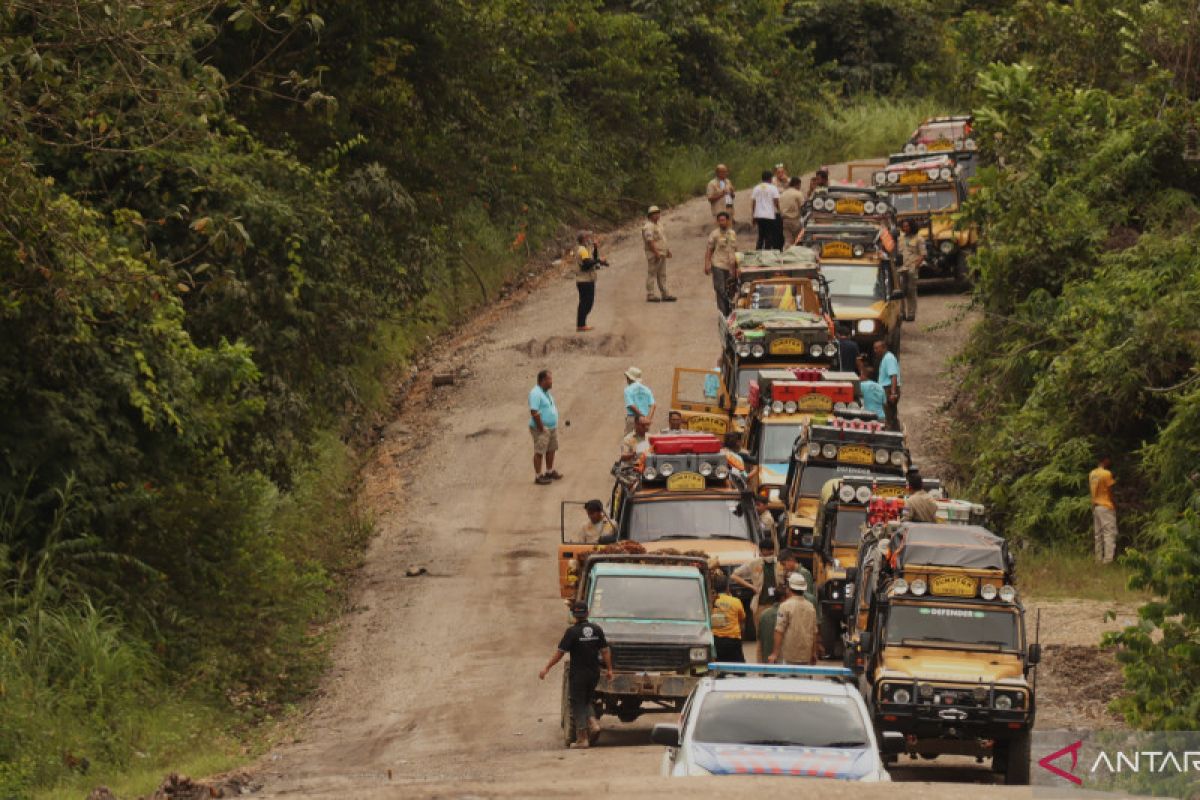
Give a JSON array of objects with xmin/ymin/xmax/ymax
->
[
  {"xmin": 918, "ymin": 683, "xmax": 934, "ymax": 700},
  {"xmin": 916, "ymin": 143, "xmax": 928, "ymax": 154},
  {"xmin": 874, "ymin": 448, "xmax": 889, "ymax": 465},
  {"xmin": 737, "ymin": 344, "xmax": 751, "ymax": 357},
  {"xmin": 875, "ymin": 202, "xmax": 890, "ymax": 216},
  {"xmin": 939, "ymin": 167, "xmax": 952, "ymax": 180},
  {"xmin": 714, "ymin": 464, "xmax": 730, "ymax": 479},
  {"xmin": 855, "ymin": 485, "xmax": 872, "ymax": 503},
  {"xmin": 699, "ymin": 461, "xmax": 714, "ymax": 476},
  {"xmin": 660, "ymin": 462, "xmax": 676, "ymax": 477},
  {"xmin": 904, "ymin": 143, "xmax": 917, "ymax": 155},
  {"xmin": 953, "ymin": 138, "xmax": 964, "ymax": 150},
  {"xmin": 809, "ymin": 343, "xmax": 824, "ymax": 357},
  {"xmin": 857, "ymin": 319, "xmax": 877, "ymax": 334},
  {"xmin": 892, "ymin": 687, "xmax": 912, "ymax": 704},
  {"xmin": 999, "ymin": 585, "xmax": 1016, "ymax": 602},
  {"xmin": 783, "ymin": 400, "xmax": 798, "ymax": 413},
  {"xmin": 839, "ymin": 484, "xmax": 856, "ymax": 502},
  {"xmin": 853, "ymin": 245, "xmax": 865, "ymax": 257},
  {"xmin": 890, "ymin": 451, "xmax": 906, "ymax": 467},
  {"xmin": 690, "ymin": 647, "xmax": 709, "ymax": 662},
  {"xmin": 834, "ymin": 401, "xmax": 847, "ymax": 412},
  {"xmin": 848, "ymin": 401, "xmax": 861, "ymax": 410},
  {"xmin": 644, "ymin": 466, "xmax": 658, "ymax": 479},
  {"xmin": 980, "ymin": 583, "xmax": 998, "ymax": 600},
  {"xmin": 844, "ymin": 582, "xmax": 854, "ymax": 599},
  {"xmin": 874, "ymin": 172, "xmax": 887, "ymax": 185},
  {"xmin": 821, "ymin": 443, "xmax": 838, "ymax": 459},
  {"xmin": 864, "ymin": 200, "xmax": 876, "ymax": 214},
  {"xmin": 887, "ymin": 172, "xmax": 900, "ymax": 184},
  {"xmin": 994, "ymin": 694, "xmax": 1013, "ymax": 710},
  {"xmin": 771, "ymin": 400, "xmax": 785, "ymax": 413},
  {"xmin": 965, "ymin": 138, "xmax": 978, "ymax": 151},
  {"xmin": 751, "ymin": 344, "xmax": 766, "ymax": 358},
  {"xmin": 768, "ymin": 489, "xmax": 781, "ymax": 504},
  {"xmin": 926, "ymin": 168, "xmax": 939, "ymax": 180},
  {"xmin": 800, "ymin": 532, "xmax": 814, "ymax": 547},
  {"xmin": 939, "ymin": 240, "xmax": 956, "ymax": 255},
  {"xmin": 824, "ymin": 342, "xmax": 838, "ymax": 357},
  {"xmin": 892, "ymin": 578, "xmax": 908, "ymax": 595},
  {"xmin": 910, "ymin": 578, "xmax": 927, "ymax": 596}
]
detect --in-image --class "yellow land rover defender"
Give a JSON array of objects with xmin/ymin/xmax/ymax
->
[
  {"xmin": 875, "ymin": 155, "xmax": 978, "ymax": 285},
  {"xmin": 781, "ymin": 421, "xmax": 908, "ymax": 572},
  {"xmin": 846, "ymin": 523, "xmax": 1040, "ymax": 785}
]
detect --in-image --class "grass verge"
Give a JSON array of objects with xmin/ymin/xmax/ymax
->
[{"xmin": 1020, "ymin": 547, "xmax": 1149, "ymax": 603}]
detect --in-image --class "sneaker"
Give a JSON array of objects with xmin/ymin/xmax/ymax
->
[
  {"xmin": 661, "ymin": 295, "xmax": 678, "ymax": 302},
  {"xmin": 546, "ymin": 470, "xmax": 564, "ymax": 480},
  {"xmin": 576, "ymin": 326, "xmax": 593, "ymax": 332},
  {"xmin": 569, "ymin": 741, "xmax": 590, "ymax": 749},
  {"xmin": 535, "ymin": 475, "xmax": 553, "ymax": 485},
  {"xmin": 646, "ymin": 296, "xmax": 661, "ymax": 302}
]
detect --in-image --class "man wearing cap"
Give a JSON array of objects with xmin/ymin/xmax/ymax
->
[
  {"xmin": 621, "ymin": 415, "xmax": 652, "ymax": 461},
  {"xmin": 705, "ymin": 164, "xmax": 736, "ymax": 222},
  {"xmin": 906, "ymin": 471, "xmax": 938, "ymax": 523},
  {"xmin": 704, "ymin": 211, "xmax": 738, "ymax": 316},
  {"xmin": 540, "ymin": 601, "xmax": 614, "ymax": 748},
  {"xmin": 769, "ymin": 572, "xmax": 818, "ymax": 665},
  {"xmin": 642, "ymin": 206, "xmax": 676, "ymax": 303},
  {"xmin": 577, "ymin": 500, "xmax": 616, "ymax": 544},
  {"xmin": 623, "ymin": 367, "xmax": 656, "ymax": 434},
  {"xmin": 710, "ymin": 573, "xmax": 746, "ymax": 662}
]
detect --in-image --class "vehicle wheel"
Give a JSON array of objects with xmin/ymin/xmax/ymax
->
[
  {"xmin": 560, "ymin": 667, "xmax": 576, "ymax": 747},
  {"xmin": 820, "ymin": 609, "xmax": 841, "ymax": 659},
  {"xmin": 616, "ymin": 698, "xmax": 642, "ymax": 723},
  {"xmin": 1004, "ymin": 731, "xmax": 1032, "ymax": 785}
]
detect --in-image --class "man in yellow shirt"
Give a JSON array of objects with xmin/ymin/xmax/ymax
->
[
  {"xmin": 1089, "ymin": 456, "xmax": 1117, "ymax": 563},
  {"xmin": 710, "ymin": 573, "xmax": 746, "ymax": 662}
]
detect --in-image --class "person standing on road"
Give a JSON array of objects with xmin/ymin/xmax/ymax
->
[
  {"xmin": 836, "ymin": 331, "xmax": 860, "ymax": 373},
  {"xmin": 573, "ymin": 230, "xmax": 607, "ymax": 332},
  {"xmin": 856, "ymin": 356, "xmax": 886, "ymax": 422},
  {"xmin": 529, "ymin": 369, "xmax": 561, "ymax": 485},
  {"xmin": 1089, "ymin": 456, "xmax": 1118, "ymax": 564},
  {"xmin": 623, "ymin": 367, "xmax": 656, "ymax": 433},
  {"xmin": 905, "ymin": 470, "xmax": 938, "ymax": 523},
  {"xmin": 710, "ymin": 573, "xmax": 747, "ymax": 662},
  {"xmin": 779, "ymin": 176, "xmax": 806, "ymax": 247},
  {"xmin": 539, "ymin": 601, "xmax": 614, "ymax": 749},
  {"xmin": 706, "ymin": 164, "xmax": 736, "ymax": 223},
  {"xmin": 577, "ymin": 499, "xmax": 616, "ymax": 544},
  {"xmin": 896, "ymin": 219, "xmax": 925, "ymax": 322},
  {"xmin": 773, "ymin": 163, "xmax": 791, "ymax": 193},
  {"xmin": 873, "ymin": 339, "xmax": 901, "ymax": 431},
  {"xmin": 751, "ymin": 170, "xmax": 782, "ymax": 250},
  {"xmin": 642, "ymin": 206, "xmax": 676, "ymax": 303},
  {"xmin": 768, "ymin": 572, "xmax": 818, "ymax": 665},
  {"xmin": 704, "ymin": 211, "xmax": 738, "ymax": 316}
]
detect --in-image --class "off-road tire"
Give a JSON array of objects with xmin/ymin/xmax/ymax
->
[
  {"xmin": 820, "ymin": 608, "xmax": 841, "ymax": 659},
  {"xmin": 560, "ymin": 667, "xmax": 577, "ymax": 747},
  {"xmin": 1004, "ymin": 730, "xmax": 1032, "ymax": 785}
]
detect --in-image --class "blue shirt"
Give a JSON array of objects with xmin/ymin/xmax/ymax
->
[
  {"xmin": 529, "ymin": 385, "xmax": 558, "ymax": 429},
  {"xmin": 877, "ymin": 351, "xmax": 901, "ymax": 389},
  {"xmin": 860, "ymin": 380, "xmax": 886, "ymax": 420},
  {"xmin": 624, "ymin": 382, "xmax": 655, "ymax": 417}
]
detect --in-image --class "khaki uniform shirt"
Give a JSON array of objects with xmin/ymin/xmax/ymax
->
[
  {"xmin": 706, "ymin": 177, "xmax": 735, "ymax": 216},
  {"xmin": 898, "ymin": 233, "xmax": 926, "ymax": 272},
  {"xmin": 773, "ymin": 176, "xmax": 790, "ymax": 193},
  {"xmin": 906, "ymin": 490, "xmax": 938, "ymax": 523},
  {"xmin": 779, "ymin": 187, "xmax": 806, "ymax": 222},
  {"xmin": 775, "ymin": 595, "xmax": 817, "ymax": 664},
  {"xmin": 708, "ymin": 228, "xmax": 737, "ymax": 270},
  {"xmin": 642, "ymin": 220, "xmax": 667, "ymax": 258},
  {"xmin": 578, "ymin": 519, "xmax": 615, "ymax": 544}
]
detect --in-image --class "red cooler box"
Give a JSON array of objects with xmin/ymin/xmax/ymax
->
[{"xmin": 648, "ymin": 433, "xmax": 722, "ymax": 455}]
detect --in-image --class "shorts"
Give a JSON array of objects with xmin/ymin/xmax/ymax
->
[{"xmin": 529, "ymin": 426, "xmax": 559, "ymax": 455}]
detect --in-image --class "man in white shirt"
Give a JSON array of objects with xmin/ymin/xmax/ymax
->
[{"xmin": 751, "ymin": 170, "xmax": 781, "ymax": 250}]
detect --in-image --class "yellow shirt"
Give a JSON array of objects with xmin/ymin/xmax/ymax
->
[
  {"xmin": 711, "ymin": 593, "xmax": 745, "ymax": 639},
  {"xmin": 575, "ymin": 244, "xmax": 596, "ymax": 284},
  {"xmin": 1089, "ymin": 467, "xmax": 1115, "ymax": 510},
  {"xmin": 707, "ymin": 228, "xmax": 737, "ymax": 270}
]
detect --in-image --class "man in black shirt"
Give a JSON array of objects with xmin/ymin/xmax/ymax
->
[{"xmin": 539, "ymin": 600, "xmax": 614, "ymax": 748}]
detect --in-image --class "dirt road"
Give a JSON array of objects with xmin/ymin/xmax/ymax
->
[{"xmin": 251, "ymin": 165, "xmax": 1130, "ymax": 798}]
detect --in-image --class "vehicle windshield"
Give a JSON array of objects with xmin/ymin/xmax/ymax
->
[
  {"xmin": 885, "ymin": 604, "xmax": 1019, "ymax": 650},
  {"xmin": 798, "ymin": 465, "xmax": 871, "ymax": 497},
  {"xmin": 832, "ymin": 507, "xmax": 867, "ymax": 545},
  {"xmin": 627, "ymin": 498, "xmax": 754, "ymax": 543},
  {"xmin": 693, "ymin": 691, "xmax": 870, "ymax": 748},
  {"xmin": 590, "ymin": 575, "xmax": 707, "ymax": 621},
  {"xmin": 884, "ymin": 187, "xmax": 959, "ymax": 214},
  {"xmin": 822, "ymin": 264, "xmax": 885, "ymax": 300},
  {"xmin": 760, "ymin": 424, "xmax": 802, "ymax": 465}
]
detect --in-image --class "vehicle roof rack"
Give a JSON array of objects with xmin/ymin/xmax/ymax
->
[{"xmin": 708, "ymin": 663, "xmax": 855, "ymax": 682}]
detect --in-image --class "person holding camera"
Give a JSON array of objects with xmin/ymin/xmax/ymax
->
[{"xmin": 574, "ymin": 230, "xmax": 607, "ymax": 332}]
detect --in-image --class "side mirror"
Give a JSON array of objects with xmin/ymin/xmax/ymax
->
[
  {"xmin": 1027, "ymin": 642, "xmax": 1041, "ymax": 666},
  {"xmin": 889, "ymin": 290, "xmax": 904, "ymax": 301},
  {"xmin": 650, "ymin": 722, "xmax": 681, "ymax": 748},
  {"xmin": 879, "ymin": 730, "xmax": 905, "ymax": 756}
]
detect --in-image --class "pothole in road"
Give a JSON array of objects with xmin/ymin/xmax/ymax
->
[{"xmin": 513, "ymin": 333, "xmax": 627, "ymax": 358}]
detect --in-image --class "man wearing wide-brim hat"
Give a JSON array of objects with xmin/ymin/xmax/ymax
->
[
  {"xmin": 622, "ymin": 365, "xmax": 656, "ymax": 434},
  {"xmin": 641, "ymin": 205, "xmax": 676, "ymax": 303}
]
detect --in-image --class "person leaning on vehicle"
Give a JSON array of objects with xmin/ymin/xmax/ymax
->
[
  {"xmin": 710, "ymin": 573, "xmax": 746, "ymax": 662},
  {"xmin": 621, "ymin": 415, "xmax": 652, "ymax": 461},
  {"xmin": 704, "ymin": 211, "xmax": 738, "ymax": 316},
  {"xmin": 874, "ymin": 339, "xmax": 901, "ymax": 431},
  {"xmin": 1089, "ymin": 456, "xmax": 1118, "ymax": 564},
  {"xmin": 768, "ymin": 572, "xmax": 818, "ymax": 665},
  {"xmin": 539, "ymin": 601, "xmax": 614, "ymax": 749},
  {"xmin": 896, "ymin": 219, "xmax": 925, "ymax": 322}
]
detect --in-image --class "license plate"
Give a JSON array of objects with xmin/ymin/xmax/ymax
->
[
  {"xmin": 899, "ymin": 172, "xmax": 927, "ymax": 185},
  {"xmin": 821, "ymin": 241, "xmax": 853, "ymax": 258},
  {"xmin": 931, "ymin": 574, "xmax": 977, "ymax": 597},
  {"xmin": 874, "ymin": 484, "xmax": 906, "ymax": 498},
  {"xmin": 797, "ymin": 393, "xmax": 832, "ymax": 411},
  {"xmin": 928, "ymin": 138, "xmax": 954, "ymax": 151},
  {"xmin": 838, "ymin": 444, "xmax": 874, "ymax": 465},
  {"xmin": 686, "ymin": 414, "xmax": 727, "ymax": 434},
  {"xmin": 770, "ymin": 337, "xmax": 807, "ymax": 355},
  {"xmin": 667, "ymin": 472, "xmax": 706, "ymax": 491},
  {"xmin": 835, "ymin": 199, "xmax": 865, "ymax": 214}
]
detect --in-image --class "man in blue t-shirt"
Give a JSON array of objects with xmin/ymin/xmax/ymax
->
[
  {"xmin": 855, "ymin": 356, "xmax": 887, "ymax": 422},
  {"xmin": 622, "ymin": 366, "xmax": 656, "ymax": 433},
  {"xmin": 873, "ymin": 340, "xmax": 902, "ymax": 430},
  {"xmin": 529, "ymin": 369, "xmax": 561, "ymax": 485}
]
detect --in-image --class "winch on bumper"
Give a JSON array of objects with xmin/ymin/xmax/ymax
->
[{"xmin": 872, "ymin": 678, "xmax": 1032, "ymax": 750}]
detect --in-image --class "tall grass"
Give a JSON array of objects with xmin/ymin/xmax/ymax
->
[
  {"xmin": 651, "ymin": 96, "xmax": 947, "ymax": 204},
  {"xmin": 1019, "ymin": 546, "xmax": 1148, "ymax": 603}
]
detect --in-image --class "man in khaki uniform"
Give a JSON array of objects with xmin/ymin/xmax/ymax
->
[
  {"xmin": 896, "ymin": 219, "xmax": 925, "ymax": 322},
  {"xmin": 704, "ymin": 211, "xmax": 737, "ymax": 315},
  {"xmin": 905, "ymin": 471, "xmax": 938, "ymax": 523},
  {"xmin": 642, "ymin": 206, "xmax": 675, "ymax": 303},
  {"xmin": 768, "ymin": 572, "xmax": 818, "ymax": 665},
  {"xmin": 705, "ymin": 165, "xmax": 735, "ymax": 222},
  {"xmin": 779, "ymin": 176, "xmax": 806, "ymax": 247}
]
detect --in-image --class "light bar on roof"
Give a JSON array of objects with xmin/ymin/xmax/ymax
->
[{"xmin": 708, "ymin": 663, "xmax": 854, "ymax": 678}]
